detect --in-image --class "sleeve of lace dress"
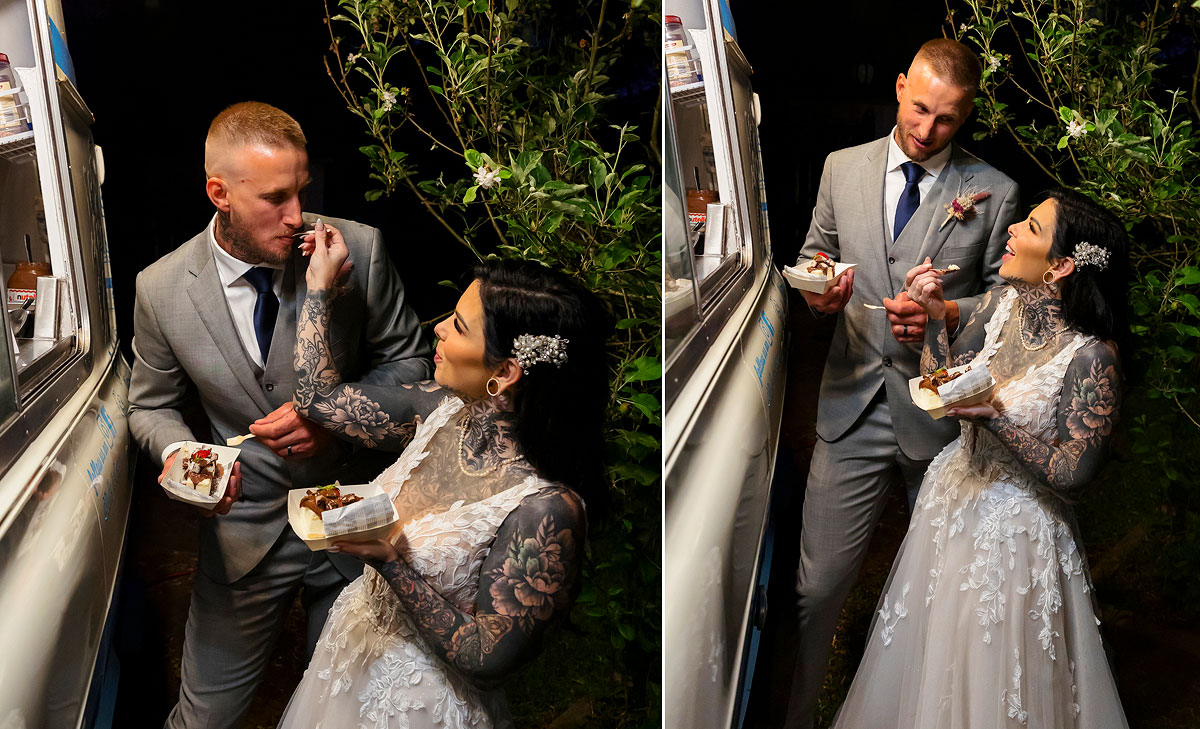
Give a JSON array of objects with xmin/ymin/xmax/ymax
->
[
  {"xmin": 982, "ymin": 340, "xmax": 1122, "ymax": 497},
  {"xmin": 293, "ymin": 289, "xmax": 445, "ymax": 451},
  {"xmin": 376, "ymin": 487, "xmax": 586, "ymax": 683}
]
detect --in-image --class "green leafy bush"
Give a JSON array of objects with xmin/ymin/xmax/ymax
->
[
  {"xmin": 323, "ymin": 0, "xmax": 660, "ymax": 724},
  {"xmin": 954, "ymin": 0, "xmax": 1200, "ymax": 606}
]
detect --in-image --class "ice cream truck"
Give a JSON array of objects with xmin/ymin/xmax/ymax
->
[
  {"xmin": 0, "ymin": 1, "xmax": 133, "ymax": 726},
  {"xmin": 663, "ymin": 0, "xmax": 788, "ymax": 726}
]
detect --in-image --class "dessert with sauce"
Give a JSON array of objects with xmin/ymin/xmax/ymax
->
[
  {"xmin": 181, "ymin": 447, "xmax": 224, "ymax": 497},
  {"xmin": 298, "ymin": 483, "xmax": 363, "ymax": 539}
]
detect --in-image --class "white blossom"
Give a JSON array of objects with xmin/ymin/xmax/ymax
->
[
  {"xmin": 473, "ymin": 165, "xmax": 500, "ymax": 189},
  {"xmin": 346, "ymin": 52, "xmax": 361, "ymax": 64},
  {"xmin": 1066, "ymin": 119, "xmax": 1087, "ymax": 139},
  {"xmin": 380, "ymin": 89, "xmax": 397, "ymax": 111},
  {"xmin": 987, "ymin": 54, "xmax": 1002, "ymax": 71}
]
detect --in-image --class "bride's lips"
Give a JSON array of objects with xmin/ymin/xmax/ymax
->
[{"xmin": 433, "ymin": 350, "xmax": 442, "ymax": 364}]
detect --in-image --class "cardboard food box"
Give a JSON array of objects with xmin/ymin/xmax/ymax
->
[
  {"xmin": 288, "ymin": 483, "xmax": 399, "ymax": 552},
  {"xmin": 783, "ymin": 259, "xmax": 857, "ymax": 294},
  {"xmin": 161, "ymin": 441, "xmax": 241, "ymax": 506},
  {"xmin": 908, "ymin": 364, "xmax": 997, "ymax": 420}
]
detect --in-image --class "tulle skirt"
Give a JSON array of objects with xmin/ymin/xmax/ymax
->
[{"xmin": 831, "ymin": 438, "xmax": 1129, "ymax": 729}]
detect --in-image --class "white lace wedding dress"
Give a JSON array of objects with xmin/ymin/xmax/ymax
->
[
  {"xmin": 831, "ymin": 288, "xmax": 1129, "ymax": 728},
  {"xmin": 278, "ymin": 397, "xmax": 551, "ymax": 729}
]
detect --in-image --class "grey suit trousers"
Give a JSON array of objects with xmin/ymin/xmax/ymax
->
[
  {"xmin": 164, "ymin": 529, "xmax": 346, "ymax": 729},
  {"xmin": 784, "ymin": 388, "xmax": 933, "ymax": 729}
]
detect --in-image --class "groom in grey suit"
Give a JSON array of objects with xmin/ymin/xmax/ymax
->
[
  {"xmin": 783, "ymin": 40, "xmax": 1020, "ymax": 728},
  {"xmin": 128, "ymin": 102, "xmax": 431, "ymax": 728}
]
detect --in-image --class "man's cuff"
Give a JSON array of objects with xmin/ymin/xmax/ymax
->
[{"xmin": 161, "ymin": 441, "xmax": 186, "ymax": 465}]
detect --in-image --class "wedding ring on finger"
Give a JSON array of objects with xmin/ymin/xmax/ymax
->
[
  {"xmin": 903, "ymin": 324, "xmax": 909, "ymax": 337},
  {"xmin": 287, "ymin": 445, "xmax": 293, "ymax": 457}
]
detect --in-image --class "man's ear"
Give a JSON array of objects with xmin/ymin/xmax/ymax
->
[
  {"xmin": 206, "ymin": 176, "xmax": 231, "ymax": 213},
  {"xmin": 489, "ymin": 358, "xmax": 523, "ymax": 396},
  {"xmin": 895, "ymin": 73, "xmax": 907, "ymax": 104}
]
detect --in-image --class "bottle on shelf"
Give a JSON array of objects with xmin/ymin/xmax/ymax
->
[
  {"xmin": 7, "ymin": 235, "xmax": 50, "ymax": 337},
  {"xmin": 0, "ymin": 53, "xmax": 32, "ymax": 137},
  {"xmin": 664, "ymin": 15, "xmax": 701, "ymax": 88}
]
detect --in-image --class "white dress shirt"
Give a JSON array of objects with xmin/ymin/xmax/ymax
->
[
  {"xmin": 161, "ymin": 215, "xmax": 284, "ymax": 463},
  {"xmin": 883, "ymin": 127, "xmax": 953, "ymax": 242},
  {"xmin": 206, "ymin": 214, "xmax": 284, "ymax": 370}
]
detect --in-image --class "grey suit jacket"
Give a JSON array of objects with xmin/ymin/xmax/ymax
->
[
  {"xmin": 799, "ymin": 137, "xmax": 1019, "ymax": 460},
  {"xmin": 128, "ymin": 215, "xmax": 433, "ymax": 583}
]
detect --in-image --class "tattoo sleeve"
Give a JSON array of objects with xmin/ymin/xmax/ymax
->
[
  {"xmin": 982, "ymin": 341, "xmax": 1121, "ymax": 497},
  {"xmin": 920, "ymin": 318, "xmax": 950, "ymax": 375},
  {"xmin": 376, "ymin": 489, "xmax": 586, "ymax": 683},
  {"xmin": 293, "ymin": 290, "xmax": 444, "ymax": 450}
]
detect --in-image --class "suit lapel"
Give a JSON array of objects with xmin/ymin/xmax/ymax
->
[
  {"xmin": 913, "ymin": 147, "xmax": 971, "ymax": 266},
  {"xmin": 186, "ymin": 237, "xmax": 274, "ymax": 415},
  {"xmin": 857, "ymin": 139, "xmax": 893, "ymax": 298}
]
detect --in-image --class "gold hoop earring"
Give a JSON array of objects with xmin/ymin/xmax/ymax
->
[
  {"xmin": 1042, "ymin": 269, "xmax": 1056, "ymax": 285},
  {"xmin": 486, "ymin": 377, "xmax": 501, "ymax": 397}
]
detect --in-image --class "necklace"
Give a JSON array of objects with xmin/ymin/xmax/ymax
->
[
  {"xmin": 457, "ymin": 413, "xmax": 524, "ymax": 477},
  {"xmin": 1017, "ymin": 300, "xmax": 1065, "ymax": 351}
]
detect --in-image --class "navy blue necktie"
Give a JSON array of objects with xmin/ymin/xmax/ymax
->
[
  {"xmin": 243, "ymin": 267, "xmax": 278, "ymax": 364},
  {"xmin": 894, "ymin": 161, "xmax": 926, "ymax": 241}
]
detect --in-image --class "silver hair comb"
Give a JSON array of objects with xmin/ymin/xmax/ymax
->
[{"xmin": 512, "ymin": 334, "xmax": 569, "ymax": 374}]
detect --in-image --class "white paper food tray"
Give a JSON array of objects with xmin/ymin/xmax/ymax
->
[
  {"xmin": 908, "ymin": 364, "xmax": 997, "ymax": 420},
  {"xmin": 288, "ymin": 483, "xmax": 399, "ymax": 551},
  {"xmin": 161, "ymin": 441, "xmax": 241, "ymax": 505},
  {"xmin": 783, "ymin": 260, "xmax": 856, "ymax": 294}
]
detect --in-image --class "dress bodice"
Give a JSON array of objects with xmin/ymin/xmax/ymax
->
[
  {"xmin": 958, "ymin": 287, "xmax": 1093, "ymax": 492},
  {"xmin": 290, "ymin": 397, "xmax": 551, "ymax": 729},
  {"xmin": 365, "ymin": 397, "xmax": 549, "ymax": 622}
]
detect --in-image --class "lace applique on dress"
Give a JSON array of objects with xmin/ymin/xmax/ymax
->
[
  {"xmin": 832, "ymin": 287, "xmax": 1130, "ymax": 728},
  {"xmin": 280, "ymin": 397, "xmax": 551, "ymax": 729}
]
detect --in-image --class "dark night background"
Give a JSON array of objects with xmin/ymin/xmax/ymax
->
[{"xmin": 722, "ymin": 1, "xmax": 1200, "ymax": 727}]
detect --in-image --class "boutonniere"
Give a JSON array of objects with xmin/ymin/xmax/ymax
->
[{"xmin": 939, "ymin": 188, "xmax": 992, "ymax": 231}]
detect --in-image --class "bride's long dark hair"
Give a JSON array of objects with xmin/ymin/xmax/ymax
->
[
  {"xmin": 1045, "ymin": 189, "xmax": 1129, "ymax": 342},
  {"xmin": 474, "ymin": 259, "xmax": 612, "ymax": 505}
]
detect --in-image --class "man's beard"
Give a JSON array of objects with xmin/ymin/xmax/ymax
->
[
  {"xmin": 215, "ymin": 210, "xmax": 289, "ymax": 265},
  {"xmin": 894, "ymin": 117, "xmax": 945, "ymax": 162}
]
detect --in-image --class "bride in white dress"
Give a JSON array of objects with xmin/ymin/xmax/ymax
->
[
  {"xmin": 277, "ymin": 222, "xmax": 610, "ymax": 728},
  {"xmin": 830, "ymin": 190, "xmax": 1131, "ymax": 728}
]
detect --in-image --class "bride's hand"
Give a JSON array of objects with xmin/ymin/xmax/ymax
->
[
  {"xmin": 946, "ymin": 399, "xmax": 1001, "ymax": 420},
  {"xmin": 328, "ymin": 537, "xmax": 400, "ymax": 568},
  {"xmin": 905, "ymin": 257, "xmax": 946, "ymax": 321},
  {"xmin": 305, "ymin": 220, "xmax": 353, "ymax": 292}
]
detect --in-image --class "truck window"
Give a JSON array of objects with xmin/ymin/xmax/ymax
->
[{"xmin": 0, "ymin": 56, "xmax": 86, "ymax": 399}]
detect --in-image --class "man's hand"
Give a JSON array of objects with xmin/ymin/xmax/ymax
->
[
  {"xmin": 883, "ymin": 291, "xmax": 927, "ymax": 344},
  {"xmin": 158, "ymin": 452, "xmax": 242, "ymax": 517},
  {"xmin": 800, "ymin": 268, "xmax": 854, "ymax": 314},
  {"xmin": 249, "ymin": 402, "xmax": 333, "ymax": 459}
]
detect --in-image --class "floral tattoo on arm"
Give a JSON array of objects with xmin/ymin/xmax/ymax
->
[
  {"xmin": 985, "ymin": 342, "xmax": 1120, "ymax": 495},
  {"xmin": 920, "ymin": 318, "xmax": 951, "ymax": 375},
  {"xmin": 294, "ymin": 290, "xmax": 441, "ymax": 449},
  {"xmin": 376, "ymin": 488, "xmax": 585, "ymax": 681}
]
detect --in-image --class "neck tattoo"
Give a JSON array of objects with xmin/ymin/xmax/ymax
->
[
  {"xmin": 1013, "ymin": 283, "xmax": 1067, "ymax": 351},
  {"xmin": 456, "ymin": 411, "xmax": 523, "ymax": 478}
]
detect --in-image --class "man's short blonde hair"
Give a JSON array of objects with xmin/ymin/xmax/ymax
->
[
  {"xmin": 912, "ymin": 38, "xmax": 981, "ymax": 96},
  {"xmin": 204, "ymin": 101, "xmax": 306, "ymax": 177}
]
